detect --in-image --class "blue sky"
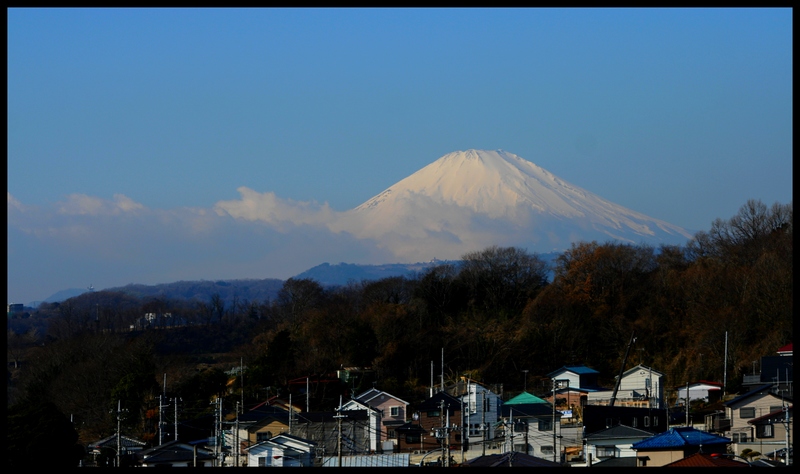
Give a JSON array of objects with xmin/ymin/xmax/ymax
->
[{"xmin": 7, "ymin": 8, "xmax": 793, "ymax": 305}]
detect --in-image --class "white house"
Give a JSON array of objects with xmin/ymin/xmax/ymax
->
[
  {"xmin": 675, "ymin": 380, "xmax": 723, "ymax": 405},
  {"xmin": 341, "ymin": 398, "xmax": 382, "ymax": 453},
  {"xmin": 581, "ymin": 424, "xmax": 655, "ymax": 467},
  {"xmin": 245, "ymin": 433, "xmax": 317, "ymax": 467},
  {"xmin": 585, "ymin": 364, "xmax": 666, "ymax": 409}
]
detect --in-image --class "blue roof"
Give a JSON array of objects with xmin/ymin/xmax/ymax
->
[
  {"xmin": 547, "ymin": 365, "xmax": 599, "ymax": 377},
  {"xmin": 631, "ymin": 427, "xmax": 730, "ymax": 450}
]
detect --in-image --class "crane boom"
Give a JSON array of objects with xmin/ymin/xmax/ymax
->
[{"xmin": 609, "ymin": 332, "xmax": 636, "ymax": 407}]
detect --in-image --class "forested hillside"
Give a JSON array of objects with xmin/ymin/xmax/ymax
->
[{"xmin": 7, "ymin": 199, "xmax": 792, "ymax": 459}]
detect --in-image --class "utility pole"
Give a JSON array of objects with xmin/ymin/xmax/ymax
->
[
  {"xmin": 685, "ymin": 381, "xmax": 690, "ymax": 426},
  {"xmin": 552, "ymin": 378, "xmax": 558, "ymax": 463},
  {"xmin": 116, "ymin": 400, "xmax": 122, "ymax": 468},
  {"xmin": 481, "ymin": 391, "xmax": 486, "ymax": 456},
  {"xmin": 158, "ymin": 395, "xmax": 165, "ymax": 446},
  {"xmin": 174, "ymin": 398, "xmax": 179, "ymax": 441},
  {"xmin": 441, "ymin": 348, "xmax": 444, "ymax": 393},
  {"xmin": 334, "ymin": 396, "xmax": 346, "ymax": 467},
  {"xmin": 235, "ymin": 401, "xmax": 240, "ymax": 468}
]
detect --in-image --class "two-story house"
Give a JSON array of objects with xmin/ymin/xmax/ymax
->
[
  {"xmin": 499, "ymin": 391, "xmax": 562, "ymax": 462},
  {"xmin": 340, "ymin": 398, "xmax": 382, "ymax": 452},
  {"xmin": 584, "ymin": 364, "xmax": 666, "ymax": 408},
  {"xmin": 352, "ymin": 387, "xmax": 410, "ymax": 450},
  {"xmin": 722, "ymin": 383, "xmax": 792, "ymax": 458},
  {"xmin": 448, "ymin": 377, "xmax": 502, "ymax": 452},
  {"xmin": 412, "ymin": 391, "xmax": 464, "ymax": 456}
]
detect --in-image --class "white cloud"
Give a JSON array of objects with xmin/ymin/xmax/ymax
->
[
  {"xmin": 56, "ymin": 193, "xmax": 145, "ymax": 216},
  {"xmin": 213, "ymin": 187, "xmax": 340, "ymax": 231}
]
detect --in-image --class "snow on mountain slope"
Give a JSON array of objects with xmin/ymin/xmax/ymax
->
[{"xmin": 336, "ymin": 149, "xmax": 693, "ymax": 261}]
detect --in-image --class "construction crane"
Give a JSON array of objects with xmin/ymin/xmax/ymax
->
[{"xmin": 609, "ymin": 332, "xmax": 636, "ymax": 407}]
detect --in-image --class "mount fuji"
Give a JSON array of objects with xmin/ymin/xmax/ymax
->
[{"xmin": 335, "ymin": 149, "xmax": 693, "ymax": 261}]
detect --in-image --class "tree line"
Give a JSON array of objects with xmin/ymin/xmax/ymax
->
[{"xmin": 7, "ymin": 199, "xmax": 792, "ymax": 466}]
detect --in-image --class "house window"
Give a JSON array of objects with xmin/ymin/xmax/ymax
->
[
  {"xmin": 653, "ymin": 416, "xmax": 659, "ymax": 427},
  {"xmin": 538, "ymin": 419, "xmax": 553, "ymax": 431},
  {"xmin": 644, "ymin": 416, "xmax": 650, "ymax": 427},
  {"xmin": 427, "ymin": 410, "xmax": 440, "ymax": 417},
  {"xmin": 759, "ymin": 424, "xmax": 774, "ymax": 438},
  {"xmin": 387, "ymin": 429, "xmax": 396, "ymax": 439},
  {"xmin": 632, "ymin": 417, "xmax": 637, "ymax": 428},
  {"xmin": 732, "ymin": 433, "xmax": 739, "ymax": 442},
  {"xmin": 258, "ymin": 457, "xmax": 266, "ymax": 467},
  {"xmin": 406, "ymin": 433, "xmax": 421, "ymax": 444},
  {"xmin": 541, "ymin": 446, "xmax": 554, "ymax": 456},
  {"xmin": 391, "ymin": 406, "xmax": 400, "ymax": 417},
  {"xmin": 256, "ymin": 431, "xmax": 272, "ymax": 442},
  {"xmin": 469, "ymin": 423, "xmax": 481, "ymax": 436},
  {"xmin": 739, "ymin": 407, "xmax": 755, "ymax": 418},
  {"xmin": 740, "ymin": 433, "xmax": 747, "ymax": 443},
  {"xmin": 597, "ymin": 446, "xmax": 616, "ymax": 458}
]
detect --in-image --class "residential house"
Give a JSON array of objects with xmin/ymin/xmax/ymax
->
[
  {"xmin": 580, "ymin": 424, "xmax": 655, "ymax": 467},
  {"xmin": 340, "ymin": 398, "xmax": 382, "ymax": 452},
  {"xmin": 412, "ymin": 391, "xmax": 465, "ymax": 454},
  {"xmin": 499, "ymin": 391, "xmax": 561, "ymax": 461},
  {"xmin": 448, "ymin": 377, "xmax": 502, "ymax": 452},
  {"xmin": 234, "ymin": 403, "xmax": 292, "ymax": 452},
  {"xmin": 87, "ymin": 434, "xmax": 147, "ymax": 467},
  {"xmin": 722, "ymin": 383, "xmax": 793, "ymax": 457},
  {"xmin": 630, "ymin": 426, "xmax": 730, "ymax": 467},
  {"xmin": 747, "ymin": 404, "xmax": 792, "ymax": 465},
  {"xmin": 136, "ymin": 440, "xmax": 216, "ymax": 467},
  {"xmin": 675, "ymin": 380, "xmax": 724, "ymax": 405},
  {"xmin": 547, "ymin": 364, "xmax": 604, "ymax": 391},
  {"xmin": 584, "ymin": 364, "xmax": 666, "ymax": 408},
  {"xmin": 352, "ymin": 387, "xmax": 410, "ymax": 451},
  {"xmin": 581, "ymin": 404, "xmax": 668, "ymax": 436},
  {"xmin": 288, "ymin": 409, "xmax": 372, "ymax": 457},
  {"xmin": 245, "ymin": 433, "xmax": 317, "ymax": 467},
  {"xmin": 546, "ymin": 364, "xmax": 613, "ymax": 412}
]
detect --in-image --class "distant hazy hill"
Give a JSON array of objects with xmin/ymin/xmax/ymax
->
[
  {"xmin": 293, "ymin": 261, "xmax": 452, "ymax": 286},
  {"xmin": 49, "ymin": 253, "xmax": 560, "ymax": 305},
  {"xmin": 104, "ymin": 278, "xmax": 285, "ymax": 304}
]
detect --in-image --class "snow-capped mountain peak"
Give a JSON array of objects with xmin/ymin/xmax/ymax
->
[{"xmin": 339, "ymin": 149, "xmax": 692, "ymax": 261}]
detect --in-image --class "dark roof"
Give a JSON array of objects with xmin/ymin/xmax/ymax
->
[
  {"xmin": 416, "ymin": 391, "xmax": 462, "ymax": 412},
  {"xmin": 631, "ymin": 426, "xmax": 729, "ymax": 450},
  {"xmin": 88, "ymin": 434, "xmax": 147, "ymax": 451},
  {"xmin": 590, "ymin": 456, "xmax": 639, "ymax": 467},
  {"xmin": 500, "ymin": 403, "xmax": 559, "ymax": 418},
  {"xmin": 463, "ymin": 452, "xmax": 562, "ymax": 467},
  {"xmin": 583, "ymin": 424, "xmax": 655, "ymax": 441},
  {"xmin": 663, "ymin": 452, "xmax": 749, "ymax": 467},
  {"xmin": 138, "ymin": 440, "xmax": 215, "ymax": 464},
  {"xmin": 724, "ymin": 384, "xmax": 783, "ymax": 407}
]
